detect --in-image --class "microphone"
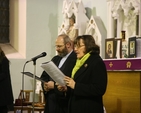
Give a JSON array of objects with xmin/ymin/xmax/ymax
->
[{"xmin": 26, "ymin": 52, "xmax": 47, "ymax": 63}]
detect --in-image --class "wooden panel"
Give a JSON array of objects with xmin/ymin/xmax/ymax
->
[{"xmin": 103, "ymin": 71, "xmax": 141, "ymax": 113}]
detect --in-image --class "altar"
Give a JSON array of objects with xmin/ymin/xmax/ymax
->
[
  {"xmin": 103, "ymin": 0, "xmax": 141, "ymax": 111},
  {"xmin": 103, "ymin": 58, "xmax": 141, "ymax": 113},
  {"xmin": 104, "ymin": 58, "xmax": 141, "ymax": 71}
]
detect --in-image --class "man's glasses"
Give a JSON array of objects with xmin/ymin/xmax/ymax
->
[{"xmin": 55, "ymin": 45, "xmax": 65, "ymax": 48}]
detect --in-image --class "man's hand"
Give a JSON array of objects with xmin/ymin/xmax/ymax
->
[
  {"xmin": 57, "ymin": 85, "xmax": 67, "ymax": 92},
  {"xmin": 44, "ymin": 81, "xmax": 54, "ymax": 91},
  {"xmin": 47, "ymin": 81, "xmax": 54, "ymax": 89},
  {"xmin": 44, "ymin": 82, "xmax": 49, "ymax": 91}
]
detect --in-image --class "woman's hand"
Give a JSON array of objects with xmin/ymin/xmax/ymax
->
[{"xmin": 64, "ymin": 76, "xmax": 75, "ymax": 89}]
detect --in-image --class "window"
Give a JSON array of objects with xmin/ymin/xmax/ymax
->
[{"xmin": 0, "ymin": 0, "xmax": 9, "ymax": 43}]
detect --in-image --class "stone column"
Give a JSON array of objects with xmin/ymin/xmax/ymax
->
[
  {"xmin": 107, "ymin": 1, "xmax": 115, "ymax": 38},
  {"xmin": 139, "ymin": 0, "xmax": 141, "ymax": 36}
]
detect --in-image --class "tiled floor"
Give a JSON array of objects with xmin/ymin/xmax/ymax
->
[
  {"xmin": 8, "ymin": 111, "xmax": 27, "ymax": 113},
  {"xmin": 8, "ymin": 111, "xmax": 43, "ymax": 113}
]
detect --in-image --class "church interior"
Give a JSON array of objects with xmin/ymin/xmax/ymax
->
[{"xmin": 0, "ymin": 0, "xmax": 141, "ymax": 113}]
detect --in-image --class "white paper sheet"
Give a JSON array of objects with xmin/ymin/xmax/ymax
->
[{"xmin": 41, "ymin": 61, "xmax": 66, "ymax": 86}]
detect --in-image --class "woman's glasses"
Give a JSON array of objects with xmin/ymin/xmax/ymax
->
[{"xmin": 74, "ymin": 45, "xmax": 85, "ymax": 48}]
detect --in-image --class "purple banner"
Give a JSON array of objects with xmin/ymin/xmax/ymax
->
[{"xmin": 104, "ymin": 58, "xmax": 141, "ymax": 71}]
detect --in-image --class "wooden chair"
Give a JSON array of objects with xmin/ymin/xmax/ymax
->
[
  {"xmin": 14, "ymin": 90, "xmax": 45, "ymax": 113},
  {"xmin": 39, "ymin": 90, "xmax": 45, "ymax": 104},
  {"xmin": 27, "ymin": 90, "xmax": 45, "ymax": 113}
]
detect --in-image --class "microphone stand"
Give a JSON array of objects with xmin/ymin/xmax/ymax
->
[
  {"xmin": 21, "ymin": 62, "xmax": 27, "ymax": 113},
  {"xmin": 23, "ymin": 52, "xmax": 46, "ymax": 112},
  {"xmin": 32, "ymin": 60, "xmax": 36, "ymax": 113}
]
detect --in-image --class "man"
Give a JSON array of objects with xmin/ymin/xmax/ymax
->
[{"xmin": 40, "ymin": 34, "xmax": 76, "ymax": 113}]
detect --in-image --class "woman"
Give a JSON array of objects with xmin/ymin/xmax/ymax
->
[
  {"xmin": 0, "ymin": 47, "xmax": 14, "ymax": 113},
  {"xmin": 58, "ymin": 35, "xmax": 107, "ymax": 113}
]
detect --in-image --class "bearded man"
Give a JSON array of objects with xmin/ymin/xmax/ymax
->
[{"xmin": 40, "ymin": 34, "xmax": 76, "ymax": 113}]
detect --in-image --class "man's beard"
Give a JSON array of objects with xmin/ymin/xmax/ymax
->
[{"xmin": 57, "ymin": 47, "xmax": 68, "ymax": 57}]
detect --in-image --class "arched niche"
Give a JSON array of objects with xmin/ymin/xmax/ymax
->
[
  {"xmin": 85, "ymin": 16, "xmax": 107, "ymax": 58},
  {"xmin": 59, "ymin": 0, "xmax": 107, "ymax": 58},
  {"xmin": 107, "ymin": 0, "xmax": 140, "ymax": 39},
  {"xmin": 58, "ymin": 0, "xmax": 89, "ymax": 37}
]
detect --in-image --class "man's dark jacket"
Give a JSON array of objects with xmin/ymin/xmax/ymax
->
[{"xmin": 40, "ymin": 51, "xmax": 76, "ymax": 113}]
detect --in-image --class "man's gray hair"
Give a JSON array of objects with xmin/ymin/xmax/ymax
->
[{"xmin": 58, "ymin": 34, "xmax": 72, "ymax": 44}]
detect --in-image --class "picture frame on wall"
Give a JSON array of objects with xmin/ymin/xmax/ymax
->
[
  {"xmin": 105, "ymin": 38, "xmax": 116, "ymax": 59},
  {"xmin": 128, "ymin": 37, "xmax": 136, "ymax": 58},
  {"xmin": 114, "ymin": 38, "xmax": 122, "ymax": 58}
]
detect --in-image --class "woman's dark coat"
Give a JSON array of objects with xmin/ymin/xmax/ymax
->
[{"xmin": 68, "ymin": 52, "xmax": 107, "ymax": 113}]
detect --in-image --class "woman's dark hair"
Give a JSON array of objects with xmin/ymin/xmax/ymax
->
[{"xmin": 74, "ymin": 35, "xmax": 100, "ymax": 54}]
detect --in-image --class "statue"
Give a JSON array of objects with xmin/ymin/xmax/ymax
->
[{"xmin": 66, "ymin": 15, "xmax": 78, "ymax": 42}]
